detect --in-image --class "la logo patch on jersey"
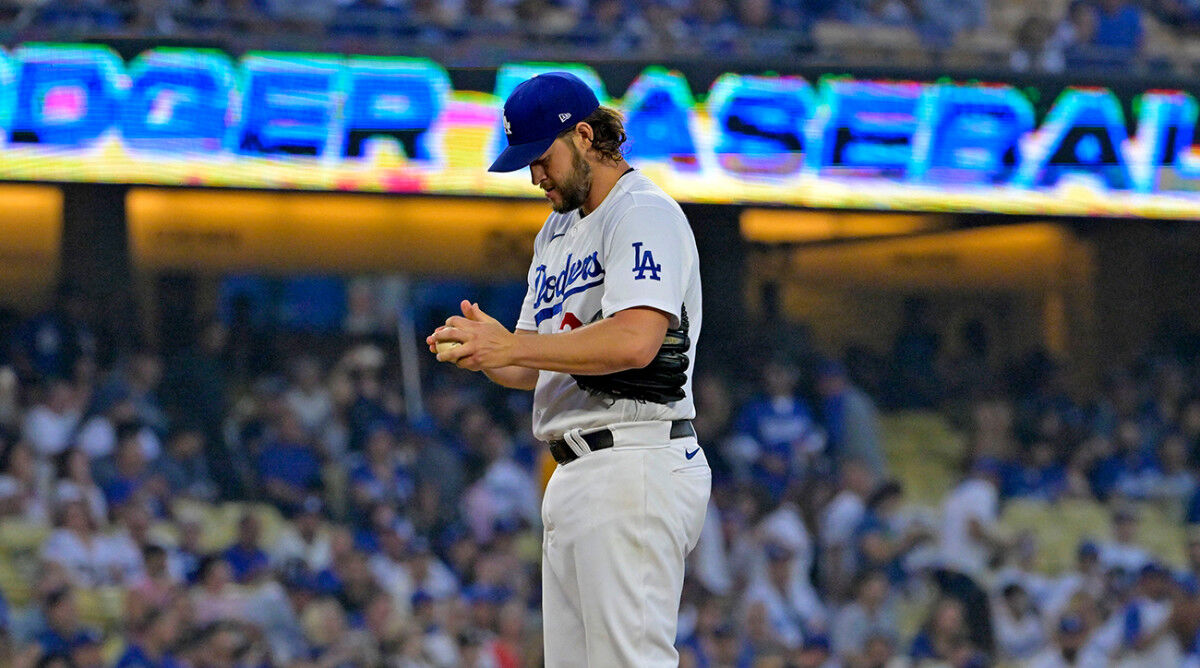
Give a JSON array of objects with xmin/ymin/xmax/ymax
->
[{"xmin": 632, "ymin": 242, "xmax": 662, "ymax": 281}]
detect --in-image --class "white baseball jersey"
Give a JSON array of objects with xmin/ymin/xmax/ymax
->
[{"xmin": 516, "ymin": 170, "xmax": 702, "ymax": 442}]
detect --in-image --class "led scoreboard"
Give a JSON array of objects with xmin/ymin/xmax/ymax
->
[{"xmin": 2, "ymin": 43, "xmax": 1200, "ymax": 218}]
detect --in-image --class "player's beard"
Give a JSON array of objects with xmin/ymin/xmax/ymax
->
[{"xmin": 551, "ymin": 141, "xmax": 593, "ymax": 214}]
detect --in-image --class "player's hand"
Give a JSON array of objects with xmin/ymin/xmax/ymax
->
[
  {"xmin": 425, "ymin": 325, "xmax": 449, "ymax": 354},
  {"xmin": 431, "ymin": 300, "xmax": 517, "ymax": 370}
]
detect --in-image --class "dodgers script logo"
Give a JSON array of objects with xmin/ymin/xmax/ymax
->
[{"xmin": 532, "ymin": 251, "xmax": 605, "ymax": 325}]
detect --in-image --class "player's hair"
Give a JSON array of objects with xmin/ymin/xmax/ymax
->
[{"xmin": 560, "ymin": 106, "xmax": 627, "ymax": 163}]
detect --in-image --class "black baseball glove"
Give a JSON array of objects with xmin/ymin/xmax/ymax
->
[{"xmin": 572, "ymin": 305, "xmax": 690, "ymax": 404}]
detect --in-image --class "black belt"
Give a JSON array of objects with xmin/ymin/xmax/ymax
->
[{"xmin": 547, "ymin": 419, "xmax": 695, "ymax": 465}]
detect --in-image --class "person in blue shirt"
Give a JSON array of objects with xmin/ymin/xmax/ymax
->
[
  {"xmin": 1092, "ymin": 0, "xmax": 1143, "ymax": 54},
  {"xmin": 34, "ymin": 587, "xmax": 99, "ymax": 659},
  {"xmin": 256, "ymin": 410, "xmax": 322, "ymax": 515},
  {"xmin": 12, "ymin": 284, "xmax": 97, "ymax": 381},
  {"xmin": 221, "ymin": 514, "xmax": 270, "ymax": 584},
  {"xmin": 854, "ymin": 480, "xmax": 930, "ymax": 586},
  {"xmin": 348, "ymin": 423, "xmax": 415, "ymax": 523},
  {"xmin": 819, "ymin": 360, "xmax": 886, "ymax": 477},
  {"xmin": 1003, "ymin": 440, "xmax": 1067, "ymax": 501},
  {"xmin": 113, "ymin": 606, "xmax": 184, "ymax": 668},
  {"xmin": 731, "ymin": 357, "xmax": 823, "ymax": 483}
]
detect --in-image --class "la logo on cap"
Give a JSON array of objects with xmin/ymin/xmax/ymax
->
[
  {"xmin": 503, "ymin": 113, "xmax": 512, "ymax": 136},
  {"xmin": 558, "ymin": 112, "xmax": 571, "ymax": 122}
]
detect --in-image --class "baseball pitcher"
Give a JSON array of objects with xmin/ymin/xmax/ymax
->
[{"xmin": 427, "ymin": 71, "xmax": 710, "ymax": 666}]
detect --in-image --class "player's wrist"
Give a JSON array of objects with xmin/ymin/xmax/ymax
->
[{"xmin": 504, "ymin": 330, "xmax": 531, "ymax": 368}]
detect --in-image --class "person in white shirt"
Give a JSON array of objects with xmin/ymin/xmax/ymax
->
[
  {"xmin": 73, "ymin": 389, "xmax": 161, "ymax": 461},
  {"xmin": 461, "ymin": 426, "xmax": 539, "ymax": 544},
  {"xmin": 41, "ymin": 499, "xmax": 129, "ymax": 587},
  {"xmin": 1027, "ymin": 614, "xmax": 1090, "ymax": 668},
  {"xmin": 284, "ymin": 356, "xmax": 332, "ymax": 436},
  {"xmin": 820, "ymin": 460, "xmax": 875, "ymax": 599},
  {"xmin": 742, "ymin": 541, "xmax": 820, "ymax": 650},
  {"xmin": 1099, "ymin": 504, "xmax": 1152, "ymax": 574},
  {"xmin": 54, "ymin": 448, "xmax": 106, "ymax": 526},
  {"xmin": 992, "ymin": 581, "xmax": 1048, "ymax": 662},
  {"xmin": 831, "ymin": 569, "xmax": 898, "ymax": 665},
  {"xmin": 1081, "ymin": 563, "xmax": 1181, "ymax": 667},
  {"xmin": 23, "ymin": 379, "xmax": 81, "ymax": 458},
  {"xmin": 270, "ymin": 495, "xmax": 333, "ymax": 572},
  {"xmin": 0, "ymin": 439, "xmax": 51, "ymax": 525},
  {"xmin": 757, "ymin": 500, "xmax": 827, "ymax": 630},
  {"xmin": 938, "ymin": 459, "xmax": 1006, "ymax": 579},
  {"xmin": 1042, "ymin": 541, "xmax": 1106, "ymax": 622},
  {"xmin": 935, "ymin": 458, "xmax": 1009, "ymax": 656}
]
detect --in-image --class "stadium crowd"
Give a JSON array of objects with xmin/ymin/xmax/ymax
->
[
  {"xmin": 0, "ymin": 0, "xmax": 1187, "ymax": 72},
  {"xmin": 0, "ymin": 285, "xmax": 1194, "ymax": 667}
]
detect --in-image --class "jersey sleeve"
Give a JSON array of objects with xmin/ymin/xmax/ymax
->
[
  {"xmin": 515, "ymin": 235, "xmax": 543, "ymax": 332},
  {"xmin": 601, "ymin": 203, "xmax": 692, "ymax": 328}
]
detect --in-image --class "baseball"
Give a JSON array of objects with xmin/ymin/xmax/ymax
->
[{"xmin": 436, "ymin": 340, "xmax": 462, "ymax": 355}]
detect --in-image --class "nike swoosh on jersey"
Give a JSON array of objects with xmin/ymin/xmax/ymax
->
[
  {"xmin": 549, "ymin": 232, "xmax": 566, "ymax": 241},
  {"xmin": 685, "ymin": 447, "xmax": 700, "ymax": 460}
]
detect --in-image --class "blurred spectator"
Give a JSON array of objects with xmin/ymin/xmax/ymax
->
[
  {"xmin": 831, "ymin": 570, "xmax": 898, "ymax": 665},
  {"xmin": 284, "ymin": 356, "xmax": 332, "ymax": 436},
  {"xmin": 93, "ymin": 425, "xmax": 166, "ymax": 512},
  {"xmin": 939, "ymin": 458, "xmax": 1004, "ymax": 579},
  {"xmin": 153, "ymin": 427, "xmax": 217, "ymax": 502},
  {"xmin": 54, "ymin": 448, "xmax": 105, "ymax": 527},
  {"xmin": 113, "ymin": 605, "xmax": 183, "ymax": 668},
  {"xmin": 1041, "ymin": 540, "xmax": 1106, "ymax": 622},
  {"xmin": 33, "ymin": 587, "xmax": 98, "ymax": 659},
  {"xmin": 13, "ymin": 286, "xmax": 96, "ymax": 382},
  {"xmin": 1098, "ymin": 504, "xmax": 1153, "ymax": 573},
  {"xmin": 120, "ymin": 353, "xmax": 168, "ymax": 436},
  {"xmin": 935, "ymin": 458, "xmax": 1006, "ymax": 654},
  {"xmin": 0, "ymin": 440, "xmax": 50, "ymax": 524},
  {"xmin": 22, "ymin": 380, "xmax": 81, "ymax": 459},
  {"xmin": 41, "ymin": 500, "xmax": 133, "ymax": 587},
  {"xmin": 919, "ymin": 0, "xmax": 986, "ymax": 42},
  {"xmin": 1092, "ymin": 0, "xmax": 1144, "ymax": 54},
  {"xmin": 1004, "ymin": 440, "xmax": 1068, "ymax": 502},
  {"xmin": 854, "ymin": 480, "xmax": 930, "ymax": 587},
  {"xmin": 991, "ymin": 581, "xmax": 1047, "ymax": 661},
  {"xmin": 349, "ymin": 423, "xmax": 414, "ymax": 522},
  {"xmin": 162, "ymin": 319, "xmax": 233, "ymax": 497},
  {"xmin": 685, "ymin": 0, "xmax": 739, "ymax": 53},
  {"xmin": 818, "ymin": 361, "xmax": 885, "ymax": 476},
  {"xmin": 74, "ymin": 387, "xmax": 161, "ymax": 462},
  {"xmin": 837, "ymin": 0, "xmax": 919, "ymax": 26},
  {"xmin": 130, "ymin": 544, "xmax": 179, "ymax": 611},
  {"xmin": 256, "ymin": 410, "xmax": 323, "ymax": 515},
  {"xmin": 222, "ymin": 514, "xmax": 270, "ymax": 584},
  {"xmin": 908, "ymin": 597, "xmax": 986, "ymax": 665},
  {"xmin": 272, "ymin": 495, "xmax": 333, "ymax": 572},
  {"xmin": 461, "ymin": 426, "xmax": 538, "ymax": 544},
  {"xmin": 1083, "ymin": 562, "xmax": 1181, "ymax": 665},
  {"xmin": 1027, "ymin": 613, "xmax": 1089, "ymax": 667},
  {"xmin": 729, "ymin": 357, "xmax": 824, "ymax": 489},
  {"xmin": 190, "ymin": 557, "xmax": 252, "ymax": 626},
  {"xmin": 741, "ymin": 541, "xmax": 817, "ymax": 650},
  {"xmin": 819, "ymin": 459, "xmax": 875, "ymax": 599},
  {"xmin": 167, "ymin": 515, "xmax": 206, "ymax": 585}
]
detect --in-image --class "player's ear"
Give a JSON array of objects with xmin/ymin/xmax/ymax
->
[{"xmin": 574, "ymin": 122, "xmax": 594, "ymax": 148}]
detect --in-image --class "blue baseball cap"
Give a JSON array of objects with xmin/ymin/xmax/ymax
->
[{"xmin": 489, "ymin": 72, "xmax": 600, "ymax": 173}]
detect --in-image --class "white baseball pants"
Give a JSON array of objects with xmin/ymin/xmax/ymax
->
[{"xmin": 541, "ymin": 435, "xmax": 711, "ymax": 667}]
